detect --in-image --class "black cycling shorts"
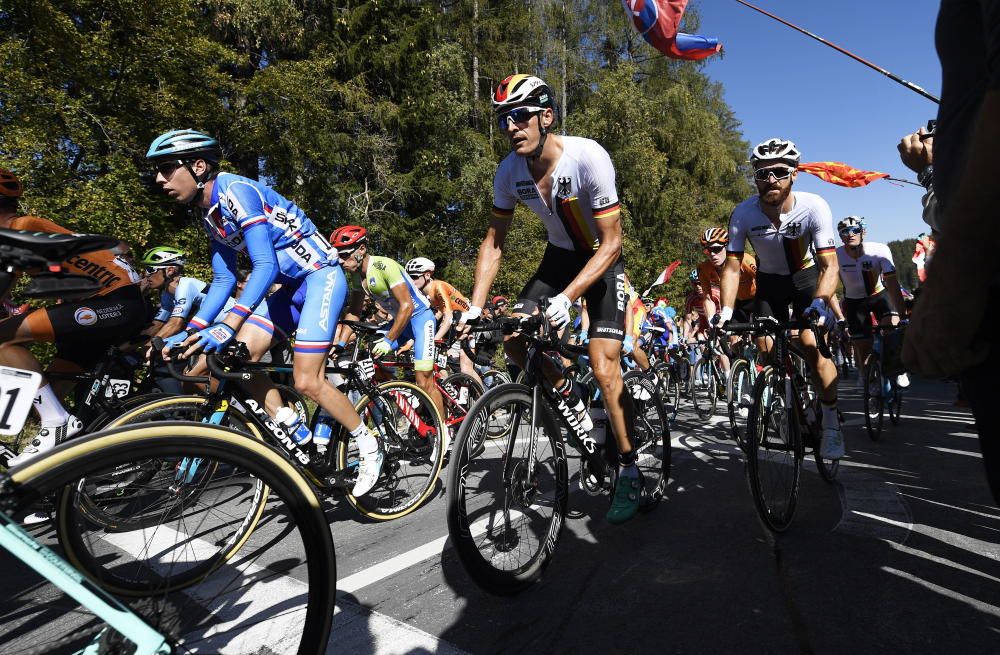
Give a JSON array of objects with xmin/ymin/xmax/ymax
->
[
  {"xmin": 513, "ymin": 244, "xmax": 627, "ymax": 341},
  {"xmin": 753, "ymin": 267, "xmax": 819, "ymax": 321},
  {"xmin": 733, "ymin": 297, "xmax": 754, "ymax": 323},
  {"xmin": 844, "ymin": 291, "xmax": 893, "ymax": 340},
  {"xmin": 35, "ymin": 285, "xmax": 150, "ymax": 370}
]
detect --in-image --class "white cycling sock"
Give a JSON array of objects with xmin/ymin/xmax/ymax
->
[
  {"xmin": 349, "ymin": 421, "xmax": 379, "ymax": 455},
  {"xmin": 34, "ymin": 384, "xmax": 70, "ymax": 426}
]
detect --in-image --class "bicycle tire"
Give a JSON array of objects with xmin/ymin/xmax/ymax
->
[
  {"xmin": 789, "ymin": 351, "xmax": 839, "ymax": 484},
  {"xmin": 335, "ymin": 380, "xmax": 446, "ymax": 520},
  {"xmin": 481, "ymin": 368, "xmax": 512, "ymax": 389},
  {"xmin": 622, "ymin": 371, "xmax": 670, "ymax": 511},
  {"xmin": 659, "ymin": 361, "xmax": 681, "ymax": 422},
  {"xmin": 864, "ymin": 356, "xmax": 885, "ymax": 441},
  {"xmin": 747, "ymin": 366, "xmax": 802, "ymax": 532},
  {"xmin": 5, "ymin": 422, "xmax": 335, "ymax": 655},
  {"xmin": 59, "ymin": 396, "xmax": 270, "ymax": 594},
  {"xmin": 727, "ymin": 358, "xmax": 753, "ymax": 451},
  {"xmin": 692, "ymin": 358, "xmax": 717, "ymax": 420},
  {"xmin": 446, "ymin": 384, "xmax": 568, "ymax": 595}
]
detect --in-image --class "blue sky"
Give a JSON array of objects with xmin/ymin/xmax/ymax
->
[{"xmin": 691, "ymin": 0, "xmax": 940, "ymax": 243}]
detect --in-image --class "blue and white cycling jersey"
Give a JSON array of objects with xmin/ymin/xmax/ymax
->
[
  {"xmin": 156, "ymin": 277, "xmax": 235, "ymax": 324},
  {"xmin": 190, "ymin": 172, "xmax": 338, "ymax": 329}
]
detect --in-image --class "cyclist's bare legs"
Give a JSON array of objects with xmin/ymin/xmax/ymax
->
[
  {"xmin": 415, "ymin": 368, "xmax": 446, "ymax": 424},
  {"xmin": 798, "ymin": 327, "xmax": 838, "ymax": 403},
  {"xmin": 459, "ymin": 349, "xmax": 482, "ymax": 385},
  {"xmin": 589, "ymin": 337, "xmax": 635, "ymax": 455},
  {"xmin": 292, "ymin": 350, "xmax": 365, "ymax": 430}
]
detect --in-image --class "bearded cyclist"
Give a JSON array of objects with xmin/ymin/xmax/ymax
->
[
  {"xmin": 0, "ymin": 168, "xmax": 147, "ymax": 465},
  {"xmin": 719, "ymin": 138, "xmax": 843, "ymax": 460},
  {"xmin": 146, "ymin": 130, "xmax": 383, "ymax": 496},
  {"xmin": 458, "ymin": 74, "xmax": 641, "ymax": 524}
]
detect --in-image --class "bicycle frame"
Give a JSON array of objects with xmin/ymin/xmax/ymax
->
[{"xmin": 0, "ymin": 511, "xmax": 171, "ymax": 654}]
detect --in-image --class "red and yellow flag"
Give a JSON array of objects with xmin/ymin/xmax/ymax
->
[{"xmin": 797, "ymin": 162, "xmax": 890, "ymax": 188}]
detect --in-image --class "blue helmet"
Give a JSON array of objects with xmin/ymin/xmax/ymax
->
[{"xmin": 147, "ymin": 129, "xmax": 220, "ymax": 161}]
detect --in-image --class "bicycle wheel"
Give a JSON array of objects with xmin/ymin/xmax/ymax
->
[
  {"xmin": 692, "ymin": 357, "xmax": 717, "ymax": 420},
  {"xmin": 727, "ymin": 358, "xmax": 753, "ymax": 451},
  {"xmin": 654, "ymin": 360, "xmax": 679, "ymax": 422},
  {"xmin": 446, "ymin": 384, "xmax": 568, "ymax": 595},
  {"xmin": 59, "ymin": 396, "xmax": 270, "ymax": 594},
  {"xmin": 863, "ymin": 356, "xmax": 885, "ymax": 441},
  {"xmin": 482, "ymin": 368, "xmax": 512, "ymax": 389},
  {"xmin": 747, "ymin": 366, "xmax": 802, "ymax": 532},
  {"xmin": 622, "ymin": 371, "xmax": 670, "ymax": 511},
  {"xmin": 4, "ymin": 422, "xmax": 335, "ymax": 654},
  {"xmin": 335, "ymin": 380, "xmax": 446, "ymax": 520},
  {"xmin": 888, "ymin": 382, "xmax": 903, "ymax": 424},
  {"xmin": 790, "ymin": 351, "xmax": 839, "ymax": 483}
]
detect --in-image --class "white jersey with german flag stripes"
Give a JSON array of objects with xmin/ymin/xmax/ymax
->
[
  {"xmin": 836, "ymin": 242, "xmax": 896, "ymax": 299},
  {"xmin": 492, "ymin": 136, "xmax": 621, "ymax": 253},
  {"xmin": 727, "ymin": 192, "xmax": 837, "ymax": 275}
]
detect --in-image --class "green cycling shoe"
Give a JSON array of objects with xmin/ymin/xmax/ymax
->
[{"xmin": 606, "ymin": 473, "xmax": 641, "ymax": 524}]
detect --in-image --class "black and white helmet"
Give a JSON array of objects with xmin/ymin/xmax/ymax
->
[
  {"xmin": 750, "ymin": 138, "xmax": 801, "ymax": 166},
  {"xmin": 405, "ymin": 257, "xmax": 435, "ymax": 276}
]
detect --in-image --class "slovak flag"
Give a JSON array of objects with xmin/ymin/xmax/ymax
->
[{"xmin": 623, "ymin": 0, "xmax": 722, "ymax": 61}]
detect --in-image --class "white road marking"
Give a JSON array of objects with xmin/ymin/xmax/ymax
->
[{"xmin": 882, "ymin": 567, "xmax": 1000, "ymax": 619}]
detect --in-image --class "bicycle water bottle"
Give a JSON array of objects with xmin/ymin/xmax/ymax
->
[
  {"xmin": 313, "ymin": 409, "xmax": 333, "ymax": 446},
  {"xmin": 275, "ymin": 406, "xmax": 313, "ymax": 446},
  {"xmin": 588, "ymin": 406, "xmax": 607, "ymax": 445}
]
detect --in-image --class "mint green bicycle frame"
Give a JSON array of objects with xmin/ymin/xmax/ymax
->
[{"xmin": 0, "ymin": 512, "xmax": 171, "ymax": 654}]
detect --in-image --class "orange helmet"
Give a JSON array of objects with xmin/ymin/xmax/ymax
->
[
  {"xmin": 330, "ymin": 225, "xmax": 367, "ymax": 254},
  {"xmin": 700, "ymin": 227, "xmax": 729, "ymax": 248},
  {"xmin": 0, "ymin": 169, "xmax": 23, "ymax": 198}
]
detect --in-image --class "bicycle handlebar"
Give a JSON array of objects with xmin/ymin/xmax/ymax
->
[
  {"xmin": 724, "ymin": 317, "xmax": 832, "ymax": 360},
  {"xmin": 150, "ymin": 337, "xmax": 211, "ymax": 384}
]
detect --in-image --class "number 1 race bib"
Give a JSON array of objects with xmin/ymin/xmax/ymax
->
[{"xmin": 0, "ymin": 367, "xmax": 42, "ymax": 436}]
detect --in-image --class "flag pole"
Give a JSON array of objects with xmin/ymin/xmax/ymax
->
[{"xmin": 734, "ymin": 0, "xmax": 940, "ymax": 104}]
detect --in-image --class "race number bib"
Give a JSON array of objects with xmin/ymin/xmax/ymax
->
[
  {"xmin": 356, "ymin": 358, "xmax": 376, "ymax": 382},
  {"xmin": 104, "ymin": 378, "xmax": 132, "ymax": 399},
  {"xmin": 436, "ymin": 351, "xmax": 449, "ymax": 370},
  {"xmin": 0, "ymin": 367, "xmax": 42, "ymax": 436}
]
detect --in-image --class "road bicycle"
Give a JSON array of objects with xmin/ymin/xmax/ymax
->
[
  {"xmin": 724, "ymin": 331, "xmax": 762, "ymax": 451},
  {"xmin": 0, "ymin": 228, "xmax": 336, "ymax": 653},
  {"xmin": 691, "ymin": 333, "xmax": 727, "ymax": 421},
  {"xmin": 863, "ymin": 324, "xmax": 907, "ymax": 441},
  {"xmin": 726, "ymin": 316, "xmax": 839, "ymax": 532},
  {"xmin": 446, "ymin": 308, "xmax": 670, "ymax": 594}
]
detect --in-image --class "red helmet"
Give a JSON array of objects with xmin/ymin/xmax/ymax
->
[
  {"xmin": 0, "ymin": 168, "xmax": 23, "ymax": 198},
  {"xmin": 330, "ymin": 225, "xmax": 367, "ymax": 254},
  {"xmin": 492, "ymin": 295, "xmax": 508, "ymax": 306}
]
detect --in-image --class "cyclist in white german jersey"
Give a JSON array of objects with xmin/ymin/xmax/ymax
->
[
  {"xmin": 459, "ymin": 74, "xmax": 640, "ymax": 524},
  {"xmin": 720, "ymin": 138, "xmax": 844, "ymax": 460},
  {"xmin": 830, "ymin": 216, "xmax": 909, "ymax": 387}
]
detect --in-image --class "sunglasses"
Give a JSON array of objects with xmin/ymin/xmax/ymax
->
[
  {"xmin": 144, "ymin": 266, "xmax": 166, "ymax": 275},
  {"xmin": 839, "ymin": 227, "xmax": 863, "ymax": 236},
  {"xmin": 155, "ymin": 160, "xmax": 185, "ymax": 177},
  {"xmin": 497, "ymin": 106, "xmax": 543, "ymax": 130},
  {"xmin": 753, "ymin": 166, "xmax": 795, "ymax": 182},
  {"xmin": 704, "ymin": 245, "xmax": 726, "ymax": 254}
]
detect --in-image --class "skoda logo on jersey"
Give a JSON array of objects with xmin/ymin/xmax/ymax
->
[
  {"xmin": 556, "ymin": 176, "xmax": 573, "ymax": 199},
  {"xmin": 74, "ymin": 307, "xmax": 98, "ymax": 326}
]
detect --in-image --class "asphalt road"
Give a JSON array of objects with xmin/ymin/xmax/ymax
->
[
  {"xmin": 325, "ymin": 373, "xmax": 999, "ymax": 654},
  {"xmin": 4, "ymin": 373, "xmax": 998, "ymax": 654}
]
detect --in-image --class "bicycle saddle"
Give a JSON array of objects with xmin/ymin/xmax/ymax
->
[
  {"xmin": 341, "ymin": 319, "xmax": 386, "ymax": 334},
  {"xmin": 0, "ymin": 228, "xmax": 119, "ymax": 263}
]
